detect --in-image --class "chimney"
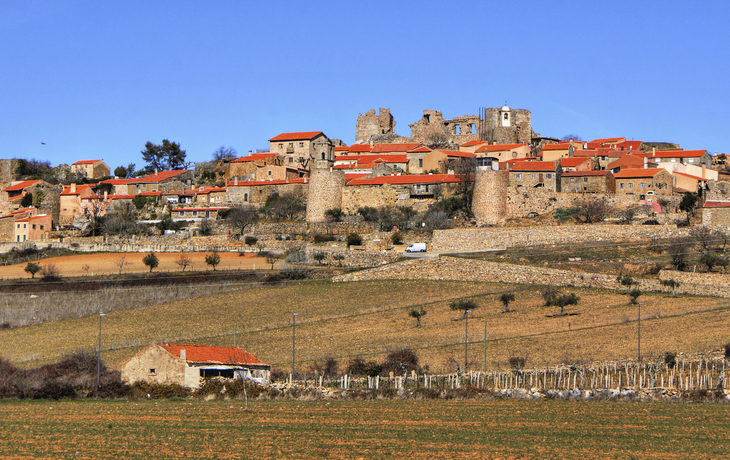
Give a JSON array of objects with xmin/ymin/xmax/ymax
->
[
  {"xmin": 70, "ymin": 183, "xmax": 76, "ymax": 193},
  {"xmin": 644, "ymin": 156, "xmax": 648, "ymax": 169},
  {"xmin": 702, "ymin": 163, "xmax": 707, "ymax": 179},
  {"xmin": 180, "ymin": 349, "xmax": 186, "ymax": 360},
  {"xmin": 234, "ymin": 177, "xmax": 238, "ymax": 186},
  {"xmin": 155, "ymin": 168, "xmax": 158, "ymax": 175},
  {"xmin": 248, "ymin": 150, "xmax": 252, "ymax": 155},
  {"xmin": 652, "ymin": 147, "xmax": 656, "ymax": 157},
  {"xmin": 104, "ymin": 190, "xmax": 108, "ymax": 200}
]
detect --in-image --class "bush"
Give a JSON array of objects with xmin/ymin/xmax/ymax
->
[
  {"xmin": 391, "ymin": 232, "xmax": 403, "ymax": 245},
  {"xmin": 312, "ymin": 252, "xmax": 326, "ymax": 265},
  {"xmin": 664, "ymin": 352, "xmax": 677, "ymax": 369},
  {"xmin": 346, "ymin": 233, "xmax": 362, "ymax": 246},
  {"xmin": 508, "ymin": 357, "xmax": 526, "ymax": 371},
  {"xmin": 40, "ymin": 264, "xmax": 61, "ymax": 281},
  {"xmin": 244, "ymin": 236, "xmax": 259, "ymax": 246},
  {"xmin": 325, "ymin": 208, "xmax": 344, "ymax": 222},
  {"xmin": 312, "ymin": 233, "xmax": 336, "ymax": 244},
  {"xmin": 198, "ymin": 219, "xmax": 214, "ymax": 236},
  {"xmin": 381, "ymin": 348, "xmax": 420, "ymax": 376}
]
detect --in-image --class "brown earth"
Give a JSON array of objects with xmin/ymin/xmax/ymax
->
[{"xmin": 0, "ymin": 252, "xmax": 276, "ymax": 279}]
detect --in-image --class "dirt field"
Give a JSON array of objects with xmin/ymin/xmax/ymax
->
[
  {"xmin": 0, "ymin": 251, "xmax": 274, "ymax": 279},
  {"xmin": 0, "ymin": 399, "xmax": 728, "ymax": 459}
]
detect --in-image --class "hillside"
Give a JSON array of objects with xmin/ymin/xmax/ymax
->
[{"xmin": 1, "ymin": 278, "xmax": 728, "ymax": 375}]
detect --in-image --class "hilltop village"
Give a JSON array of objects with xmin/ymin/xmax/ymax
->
[{"xmin": 1, "ymin": 105, "xmax": 729, "ymax": 247}]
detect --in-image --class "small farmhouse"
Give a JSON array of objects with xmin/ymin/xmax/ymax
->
[{"xmin": 121, "ymin": 344, "xmax": 270, "ymax": 388}]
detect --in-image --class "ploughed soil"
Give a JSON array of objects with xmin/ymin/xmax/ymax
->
[{"xmin": 0, "ymin": 252, "xmax": 283, "ymax": 293}]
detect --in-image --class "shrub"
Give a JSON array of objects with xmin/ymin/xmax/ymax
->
[
  {"xmin": 312, "ymin": 233, "xmax": 336, "ymax": 244},
  {"xmin": 198, "ymin": 219, "xmax": 214, "ymax": 236},
  {"xmin": 391, "ymin": 232, "xmax": 403, "ymax": 245},
  {"xmin": 381, "ymin": 348, "xmax": 420, "ymax": 375},
  {"xmin": 244, "ymin": 236, "xmax": 259, "ymax": 246},
  {"xmin": 617, "ymin": 274, "xmax": 638, "ymax": 287},
  {"xmin": 664, "ymin": 352, "xmax": 677, "ymax": 369},
  {"xmin": 40, "ymin": 264, "xmax": 61, "ymax": 281},
  {"xmin": 309, "ymin": 357, "xmax": 339, "ymax": 377},
  {"xmin": 508, "ymin": 357, "xmax": 526, "ymax": 371},
  {"xmin": 312, "ymin": 252, "xmax": 326, "ymax": 265},
  {"xmin": 346, "ymin": 233, "xmax": 362, "ymax": 247},
  {"xmin": 724, "ymin": 343, "xmax": 730, "ymax": 359},
  {"xmin": 325, "ymin": 208, "xmax": 344, "ymax": 222},
  {"xmin": 627, "ymin": 288, "xmax": 642, "ymax": 304},
  {"xmin": 449, "ymin": 299, "xmax": 477, "ymax": 319}
]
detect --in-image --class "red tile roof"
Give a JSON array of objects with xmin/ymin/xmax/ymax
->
[
  {"xmin": 268, "ymin": 131, "xmax": 324, "ymax": 142},
  {"xmin": 561, "ymin": 170, "xmax": 610, "ymax": 177},
  {"xmin": 72, "ymin": 159, "xmax": 102, "ymax": 165},
  {"xmin": 541, "ymin": 143, "xmax": 572, "ymax": 151},
  {"xmin": 371, "ymin": 143, "xmax": 423, "ymax": 153},
  {"xmin": 0, "ymin": 207, "xmax": 35, "ymax": 218},
  {"xmin": 475, "ymin": 143, "xmax": 528, "ymax": 153},
  {"xmin": 637, "ymin": 149, "xmax": 708, "ymax": 159},
  {"xmin": 509, "ymin": 161, "xmax": 558, "ymax": 172},
  {"xmin": 334, "ymin": 146, "xmax": 349, "ymax": 151},
  {"xmin": 102, "ymin": 170, "xmax": 190, "ymax": 185},
  {"xmin": 704, "ymin": 201, "xmax": 730, "ymax": 208},
  {"xmin": 409, "ymin": 146, "xmax": 433, "ymax": 153},
  {"xmin": 227, "ymin": 178, "xmax": 307, "ymax": 187},
  {"xmin": 613, "ymin": 168, "xmax": 665, "ymax": 178},
  {"xmin": 433, "ymin": 149, "xmax": 476, "ymax": 158},
  {"xmin": 3, "ymin": 180, "xmax": 43, "ymax": 192},
  {"xmin": 588, "ymin": 137, "xmax": 625, "ymax": 144},
  {"xmin": 15, "ymin": 214, "xmax": 49, "ymax": 223},
  {"xmin": 159, "ymin": 344, "xmax": 267, "ymax": 366},
  {"xmin": 60, "ymin": 184, "xmax": 93, "ymax": 196},
  {"xmin": 231, "ymin": 153, "xmax": 276, "ymax": 163},
  {"xmin": 459, "ymin": 140, "xmax": 489, "ymax": 147},
  {"xmin": 606, "ymin": 155, "xmax": 657, "ymax": 170},
  {"xmin": 345, "ymin": 144, "xmax": 374, "ymax": 153},
  {"xmin": 560, "ymin": 157, "xmax": 590, "ymax": 167},
  {"xmin": 334, "ymin": 154, "xmax": 408, "ymax": 163},
  {"xmin": 673, "ymin": 171, "xmax": 709, "ymax": 181},
  {"xmin": 174, "ymin": 207, "xmax": 228, "ymax": 212},
  {"xmin": 196, "ymin": 187, "xmax": 227, "ymax": 194},
  {"xmin": 348, "ymin": 173, "xmax": 463, "ymax": 186},
  {"xmin": 616, "ymin": 141, "xmax": 643, "ymax": 151}
]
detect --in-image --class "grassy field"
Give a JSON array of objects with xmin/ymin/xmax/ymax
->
[
  {"xmin": 0, "ymin": 399, "xmax": 728, "ymax": 458},
  {"xmin": 1, "ymin": 278, "xmax": 728, "ymax": 374}
]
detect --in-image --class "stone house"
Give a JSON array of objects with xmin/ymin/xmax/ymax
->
[
  {"xmin": 423, "ymin": 150, "xmax": 475, "ymax": 173},
  {"xmin": 345, "ymin": 173, "xmax": 463, "ymax": 203},
  {"xmin": 0, "ymin": 207, "xmax": 36, "ymax": 242},
  {"xmin": 672, "ymin": 171, "xmax": 709, "ymax": 193},
  {"xmin": 226, "ymin": 153, "xmax": 284, "ymax": 180},
  {"xmin": 59, "ymin": 184, "xmax": 95, "ymax": 225},
  {"xmin": 101, "ymin": 170, "xmax": 193, "ymax": 195},
  {"xmin": 560, "ymin": 170, "xmax": 615, "ymax": 194},
  {"xmin": 560, "ymin": 157, "xmax": 594, "ymax": 172},
  {"xmin": 540, "ymin": 142, "xmax": 580, "ymax": 162},
  {"xmin": 702, "ymin": 201, "xmax": 730, "ymax": 225},
  {"xmin": 508, "ymin": 161, "xmax": 562, "ymax": 192},
  {"xmin": 70, "ymin": 160, "xmax": 110, "ymax": 179},
  {"xmin": 14, "ymin": 214, "xmax": 52, "ymax": 242},
  {"xmin": 334, "ymin": 154, "xmax": 409, "ymax": 175},
  {"xmin": 635, "ymin": 149, "xmax": 713, "ymax": 168},
  {"xmin": 195, "ymin": 186, "xmax": 227, "ymax": 206},
  {"xmin": 225, "ymin": 178, "xmax": 308, "ymax": 206},
  {"xmin": 269, "ymin": 131, "xmax": 334, "ymax": 167},
  {"xmin": 162, "ymin": 190, "xmax": 196, "ymax": 204},
  {"xmin": 607, "ymin": 155, "xmax": 658, "ymax": 173},
  {"xmin": 1, "ymin": 179, "xmax": 54, "ymax": 213},
  {"xmin": 474, "ymin": 143, "xmax": 531, "ymax": 166},
  {"xmin": 613, "ymin": 168, "xmax": 673, "ymax": 196},
  {"xmin": 172, "ymin": 207, "xmax": 227, "ymax": 221},
  {"xmin": 121, "ymin": 344, "xmax": 270, "ymax": 388}
]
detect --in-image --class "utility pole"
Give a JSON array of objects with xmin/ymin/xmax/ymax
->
[
  {"xmin": 292, "ymin": 313, "xmax": 299, "ymax": 382},
  {"xmin": 483, "ymin": 319, "xmax": 487, "ymax": 373},
  {"xmin": 638, "ymin": 303, "xmax": 643, "ymax": 363},
  {"xmin": 97, "ymin": 313, "xmax": 107, "ymax": 392},
  {"xmin": 464, "ymin": 310, "xmax": 471, "ymax": 372}
]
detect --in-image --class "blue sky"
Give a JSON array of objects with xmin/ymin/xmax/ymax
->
[{"xmin": 1, "ymin": 0, "xmax": 728, "ymax": 172}]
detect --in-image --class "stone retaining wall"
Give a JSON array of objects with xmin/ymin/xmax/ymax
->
[
  {"xmin": 333, "ymin": 256, "xmax": 730, "ymax": 298},
  {"xmin": 305, "ymin": 247, "xmax": 402, "ymax": 268},
  {"xmin": 430, "ymin": 224, "xmax": 728, "ymax": 253}
]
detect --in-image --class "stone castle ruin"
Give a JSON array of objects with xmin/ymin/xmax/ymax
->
[{"xmin": 355, "ymin": 105, "xmax": 533, "ymax": 146}]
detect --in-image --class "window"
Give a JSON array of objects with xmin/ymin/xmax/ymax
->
[
  {"xmin": 546, "ymin": 173, "xmax": 552, "ymax": 179},
  {"xmin": 532, "ymin": 174, "xmax": 536, "ymax": 179},
  {"xmin": 688, "ymin": 159, "xmax": 694, "ymax": 163},
  {"xmin": 455, "ymin": 125, "xmax": 461, "ymax": 135},
  {"xmin": 418, "ymin": 159, "xmax": 423, "ymax": 168},
  {"xmin": 516, "ymin": 173, "xmax": 522, "ymax": 179},
  {"xmin": 288, "ymin": 143, "xmax": 293, "ymax": 148},
  {"xmin": 628, "ymin": 183, "xmax": 633, "ymax": 188},
  {"xmin": 640, "ymin": 183, "xmax": 645, "ymax": 188},
  {"xmin": 149, "ymin": 368, "xmax": 156, "ymax": 375},
  {"xmin": 192, "ymin": 211, "xmax": 198, "ymax": 217},
  {"xmin": 504, "ymin": 113, "xmax": 509, "ymax": 120},
  {"xmin": 268, "ymin": 170, "xmax": 272, "ymax": 176},
  {"xmin": 299, "ymin": 142, "xmax": 304, "ymax": 148},
  {"xmin": 583, "ymin": 178, "xmax": 588, "ymax": 182},
  {"xmin": 620, "ymin": 183, "xmax": 625, "ymax": 189},
  {"xmin": 570, "ymin": 178, "xmax": 575, "ymax": 183},
  {"xmin": 244, "ymin": 193, "xmax": 248, "ymax": 202},
  {"xmin": 179, "ymin": 211, "xmax": 184, "ymax": 217},
  {"xmin": 40, "ymin": 225, "xmax": 44, "ymax": 230},
  {"xmin": 32, "ymin": 224, "xmax": 36, "ymax": 229}
]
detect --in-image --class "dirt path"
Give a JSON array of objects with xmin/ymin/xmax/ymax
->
[{"xmin": 0, "ymin": 252, "xmax": 276, "ymax": 279}]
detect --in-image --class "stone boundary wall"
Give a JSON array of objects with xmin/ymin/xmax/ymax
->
[
  {"xmin": 430, "ymin": 224, "xmax": 730, "ymax": 253},
  {"xmin": 305, "ymin": 248, "xmax": 402, "ymax": 268},
  {"xmin": 333, "ymin": 257, "xmax": 730, "ymax": 298}
]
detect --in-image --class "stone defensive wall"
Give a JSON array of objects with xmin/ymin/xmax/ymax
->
[
  {"xmin": 506, "ymin": 189, "xmax": 639, "ymax": 219},
  {"xmin": 430, "ymin": 224, "xmax": 709, "ymax": 253},
  {"xmin": 333, "ymin": 256, "xmax": 730, "ymax": 298}
]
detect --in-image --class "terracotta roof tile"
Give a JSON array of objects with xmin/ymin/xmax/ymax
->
[
  {"xmin": 433, "ymin": 149, "xmax": 475, "ymax": 158},
  {"xmin": 370, "ymin": 143, "xmax": 423, "ymax": 153},
  {"xmin": 704, "ymin": 201, "xmax": 730, "ymax": 208},
  {"xmin": 613, "ymin": 168, "xmax": 665, "ymax": 178},
  {"xmin": 227, "ymin": 178, "xmax": 307, "ymax": 186},
  {"xmin": 348, "ymin": 173, "xmax": 463, "ymax": 186},
  {"xmin": 159, "ymin": 344, "xmax": 267, "ymax": 366},
  {"xmin": 268, "ymin": 131, "xmax": 324, "ymax": 142},
  {"xmin": 475, "ymin": 143, "xmax": 528, "ymax": 153},
  {"xmin": 561, "ymin": 170, "xmax": 610, "ymax": 177},
  {"xmin": 231, "ymin": 153, "xmax": 276, "ymax": 163},
  {"xmin": 72, "ymin": 160, "xmax": 102, "ymax": 165},
  {"xmin": 509, "ymin": 161, "xmax": 558, "ymax": 172},
  {"xmin": 3, "ymin": 180, "xmax": 43, "ymax": 192}
]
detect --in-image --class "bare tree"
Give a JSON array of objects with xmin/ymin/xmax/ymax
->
[
  {"xmin": 115, "ymin": 256, "xmax": 130, "ymax": 275},
  {"xmin": 176, "ymin": 253, "xmax": 192, "ymax": 272},
  {"xmin": 226, "ymin": 206, "xmax": 258, "ymax": 239},
  {"xmin": 212, "ymin": 146, "xmax": 237, "ymax": 162},
  {"xmin": 573, "ymin": 198, "xmax": 612, "ymax": 223}
]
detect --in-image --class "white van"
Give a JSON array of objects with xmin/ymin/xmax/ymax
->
[{"xmin": 405, "ymin": 243, "xmax": 427, "ymax": 253}]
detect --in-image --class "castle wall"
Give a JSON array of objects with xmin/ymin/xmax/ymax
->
[
  {"xmin": 483, "ymin": 107, "xmax": 532, "ymax": 144},
  {"xmin": 305, "ymin": 167, "xmax": 344, "ymax": 222},
  {"xmin": 472, "ymin": 168, "xmax": 508, "ymax": 225},
  {"xmin": 356, "ymin": 108, "xmax": 396, "ymax": 143}
]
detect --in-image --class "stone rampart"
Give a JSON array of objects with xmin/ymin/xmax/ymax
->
[
  {"xmin": 306, "ymin": 168, "xmax": 344, "ymax": 222},
  {"xmin": 333, "ymin": 257, "xmax": 730, "ymax": 298},
  {"xmin": 429, "ymin": 224, "xmax": 710, "ymax": 253}
]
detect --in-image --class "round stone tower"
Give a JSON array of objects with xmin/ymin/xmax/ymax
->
[
  {"xmin": 472, "ymin": 166, "xmax": 508, "ymax": 225},
  {"xmin": 305, "ymin": 160, "xmax": 345, "ymax": 222}
]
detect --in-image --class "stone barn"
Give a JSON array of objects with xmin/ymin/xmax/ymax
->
[{"xmin": 121, "ymin": 344, "xmax": 270, "ymax": 388}]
